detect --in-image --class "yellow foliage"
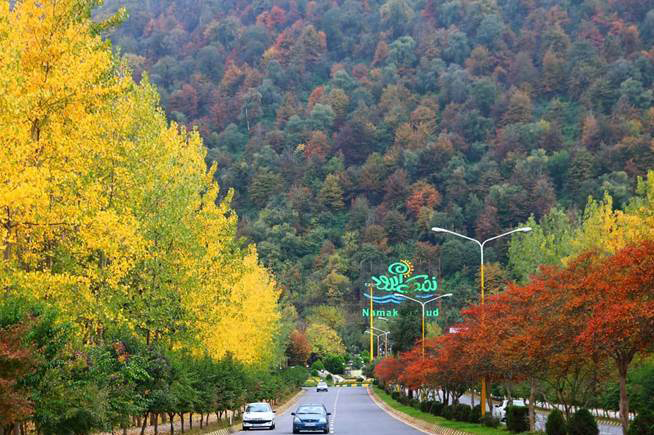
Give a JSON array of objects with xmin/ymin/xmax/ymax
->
[
  {"xmin": 567, "ymin": 172, "xmax": 654, "ymax": 261},
  {"xmin": 197, "ymin": 247, "xmax": 281, "ymax": 365},
  {"xmin": 0, "ymin": 0, "xmax": 282, "ymax": 365}
]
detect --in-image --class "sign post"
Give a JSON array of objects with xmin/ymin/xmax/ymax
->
[{"xmin": 369, "ymin": 283, "xmax": 374, "ymax": 363}]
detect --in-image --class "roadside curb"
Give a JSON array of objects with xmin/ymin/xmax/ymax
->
[
  {"xmin": 203, "ymin": 389, "xmax": 306, "ymax": 435},
  {"xmin": 367, "ymin": 386, "xmax": 470, "ymax": 435}
]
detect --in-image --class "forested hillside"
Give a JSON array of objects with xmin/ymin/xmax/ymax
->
[{"xmin": 101, "ymin": 0, "xmax": 654, "ymax": 340}]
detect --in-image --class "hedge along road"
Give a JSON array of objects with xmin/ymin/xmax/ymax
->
[
  {"xmin": 455, "ymin": 395, "xmax": 622, "ymax": 435},
  {"xmin": 233, "ymin": 386, "xmax": 425, "ymax": 435}
]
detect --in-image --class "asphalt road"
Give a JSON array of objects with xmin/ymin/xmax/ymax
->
[{"xmin": 233, "ymin": 387, "xmax": 425, "ymax": 435}]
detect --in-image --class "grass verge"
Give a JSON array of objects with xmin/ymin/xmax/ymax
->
[{"xmin": 372, "ymin": 386, "xmax": 510, "ymax": 435}]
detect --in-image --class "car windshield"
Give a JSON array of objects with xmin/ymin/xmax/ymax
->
[
  {"xmin": 246, "ymin": 404, "xmax": 270, "ymax": 413},
  {"xmin": 297, "ymin": 406, "xmax": 325, "ymax": 414}
]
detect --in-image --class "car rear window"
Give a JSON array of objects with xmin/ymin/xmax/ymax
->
[{"xmin": 297, "ymin": 406, "xmax": 325, "ymax": 414}]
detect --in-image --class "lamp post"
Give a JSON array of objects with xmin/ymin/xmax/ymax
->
[
  {"xmin": 394, "ymin": 293, "xmax": 453, "ymax": 357},
  {"xmin": 372, "ymin": 326, "xmax": 390, "ymax": 356},
  {"xmin": 365, "ymin": 282, "xmax": 375, "ymax": 363},
  {"xmin": 365, "ymin": 330, "xmax": 384, "ymax": 358},
  {"xmin": 431, "ymin": 226, "xmax": 531, "ymax": 417},
  {"xmin": 377, "ymin": 317, "xmax": 391, "ymax": 354}
]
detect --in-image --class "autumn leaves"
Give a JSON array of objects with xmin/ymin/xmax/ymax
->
[
  {"xmin": 0, "ymin": 0, "xmax": 281, "ymax": 365},
  {"xmin": 375, "ymin": 172, "xmax": 654, "ymax": 434}
]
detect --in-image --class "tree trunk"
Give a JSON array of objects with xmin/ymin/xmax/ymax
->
[
  {"xmin": 486, "ymin": 387, "xmax": 494, "ymax": 416},
  {"xmin": 179, "ymin": 413, "xmax": 184, "ymax": 433},
  {"xmin": 168, "ymin": 413, "xmax": 175, "ymax": 434},
  {"xmin": 154, "ymin": 413, "xmax": 158, "ymax": 435},
  {"xmin": 139, "ymin": 413, "xmax": 148, "ymax": 435},
  {"xmin": 528, "ymin": 379, "xmax": 536, "ymax": 432},
  {"xmin": 471, "ymin": 389, "xmax": 475, "ymax": 407},
  {"xmin": 618, "ymin": 362, "xmax": 630, "ymax": 435},
  {"xmin": 189, "ymin": 413, "xmax": 192, "ymax": 429},
  {"xmin": 200, "ymin": 413, "xmax": 203, "ymax": 428}
]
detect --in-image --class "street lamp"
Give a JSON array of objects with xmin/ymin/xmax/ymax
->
[
  {"xmin": 394, "ymin": 293, "xmax": 453, "ymax": 357},
  {"xmin": 365, "ymin": 282, "xmax": 375, "ymax": 363},
  {"xmin": 431, "ymin": 226, "xmax": 531, "ymax": 417},
  {"xmin": 372, "ymin": 326, "xmax": 390, "ymax": 356},
  {"xmin": 365, "ymin": 330, "xmax": 385, "ymax": 358}
]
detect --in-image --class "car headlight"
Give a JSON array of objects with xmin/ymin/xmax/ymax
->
[{"xmin": 294, "ymin": 417, "xmax": 301, "ymax": 424}]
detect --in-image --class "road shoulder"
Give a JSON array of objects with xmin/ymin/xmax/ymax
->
[{"xmin": 368, "ymin": 387, "xmax": 468, "ymax": 435}]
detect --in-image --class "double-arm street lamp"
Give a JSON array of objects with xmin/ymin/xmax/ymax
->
[
  {"xmin": 371, "ymin": 326, "xmax": 390, "ymax": 356},
  {"xmin": 431, "ymin": 226, "xmax": 531, "ymax": 417},
  {"xmin": 394, "ymin": 293, "xmax": 453, "ymax": 357},
  {"xmin": 365, "ymin": 329, "xmax": 385, "ymax": 358}
]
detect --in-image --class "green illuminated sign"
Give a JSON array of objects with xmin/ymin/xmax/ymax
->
[
  {"xmin": 361, "ymin": 308, "xmax": 439, "ymax": 317},
  {"xmin": 370, "ymin": 260, "xmax": 438, "ymax": 294}
]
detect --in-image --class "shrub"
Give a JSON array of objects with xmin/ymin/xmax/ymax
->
[
  {"xmin": 325, "ymin": 374, "xmax": 333, "ymax": 382},
  {"xmin": 452, "ymin": 403, "xmax": 472, "ymax": 422},
  {"xmin": 481, "ymin": 415, "xmax": 501, "ymax": 428},
  {"xmin": 546, "ymin": 409, "xmax": 567, "ymax": 435},
  {"xmin": 441, "ymin": 405, "xmax": 454, "ymax": 420},
  {"xmin": 410, "ymin": 399, "xmax": 420, "ymax": 409},
  {"xmin": 506, "ymin": 406, "xmax": 530, "ymax": 433},
  {"xmin": 323, "ymin": 354, "xmax": 345, "ymax": 374},
  {"xmin": 420, "ymin": 401, "xmax": 433, "ymax": 413},
  {"xmin": 628, "ymin": 409, "xmax": 654, "ymax": 435},
  {"xmin": 431, "ymin": 402, "xmax": 444, "ymax": 416},
  {"xmin": 311, "ymin": 359, "xmax": 325, "ymax": 371},
  {"xmin": 470, "ymin": 404, "xmax": 481, "ymax": 423},
  {"xmin": 311, "ymin": 369, "xmax": 319, "ymax": 377},
  {"xmin": 568, "ymin": 408, "xmax": 599, "ymax": 435},
  {"xmin": 391, "ymin": 391, "xmax": 401, "ymax": 401}
]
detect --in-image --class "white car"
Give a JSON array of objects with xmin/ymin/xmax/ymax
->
[
  {"xmin": 242, "ymin": 402, "xmax": 276, "ymax": 431},
  {"xmin": 494, "ymin": 399, "xmax": 527, "ymax": 421},
  {"xmin": 316, "ymin": 381, "xmax": 328, "ymax": 392}
]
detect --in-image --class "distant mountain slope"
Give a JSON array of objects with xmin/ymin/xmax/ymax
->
[{"xmin": 102, "ymin": 0, "xmax": 654, "ymax": 329}]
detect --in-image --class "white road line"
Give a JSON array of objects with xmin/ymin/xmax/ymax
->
[
  {"xmin": 330, "ymin": 388, "xmax": 340, "ymax": 433},
  {"xmin": 366, "ymin": 387, "xmax": 432, "ymax": 435}
]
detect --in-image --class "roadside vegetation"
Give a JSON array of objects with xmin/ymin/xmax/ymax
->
[{"xmin": 372, "ymin": 385, "xmax": 508, "ymax": 435}]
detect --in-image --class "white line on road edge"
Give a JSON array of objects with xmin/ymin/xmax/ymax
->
[
  {"xmin": 330, "ymin": 387, "xmax": 340, "ymax": 434},
  {"xmin": 366, "ymin": 387, "xmax": 474, "ymax": 435},
  {"xmin": 366, "ymin": 387, "xmax": 433, "ymax": 435}
]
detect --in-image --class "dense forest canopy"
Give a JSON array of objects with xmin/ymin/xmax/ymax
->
[{"xmin": 101, "ymin": 0, "xmax": 654, "ymax": 347}]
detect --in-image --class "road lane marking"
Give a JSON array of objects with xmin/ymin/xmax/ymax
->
[
  {"xmin": 366, "ymin": 387, "xmax": 432, "ymax": 435},
  {"xmin": 330, "ymin": 388, "xmax": 340, "ymax": 433}
]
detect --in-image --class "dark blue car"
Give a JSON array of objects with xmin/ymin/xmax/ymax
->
[{"xmin": 292, "ymin": 404, "xmax": 331, "ymax": 434}]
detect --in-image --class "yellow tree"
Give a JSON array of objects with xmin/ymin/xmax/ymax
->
[{"xmin": 197, "ymin": 247, "xmax": 281, "ymax": 365}]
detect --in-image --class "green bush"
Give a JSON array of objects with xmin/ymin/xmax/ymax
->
[
  {"xmin": 452, "ymin": 403, "xmax": 472, "ymax": 422},
  {"xmin": 481, "ymin": 415, "xmax": 501, "ymax": 428},
  {"xmin": 546, "ymin": 409, "xmax": 567, "ymax": 435},
  {"xmin": 441, "ymin": 405, "xmax": 454, "ymax": 420},
  {"xmin": 323, "ymin": 354, "xmax": 345, "ymax": 374},
  {"xmin": 311, "ymin": 360, "xmax": 325, "ymax": 371},
  {"xmin": 506, "ymin": 406, "xmax": 530, "ymax": 433},
  {"xmin": 420, "ymin": 400, "xmax": 433, "ymax": 413},
  {"xmin": 391, "ymin": 391, "xmax": 401, "ymax": 401},
  {"xmin": 568, "ymin": 409, "xmax": 599, "ymax": 435},
  {"xmin": 470, "ymin": 404, "xmax": 482, "ymax": 423},
  {"xmin": 431, "ymin": 402, "xmax": 444, "ymax": 416},
  {"xmin": 628, "ymin": 409, "xmax": 654, "ymax": 435},
  {"xmin": 311, "ymin": 369, "xmax": 319, "ymax": 376},
  {"xmin": 410, "ymin": 399, "xmax": 420, "ymax": 409}
]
